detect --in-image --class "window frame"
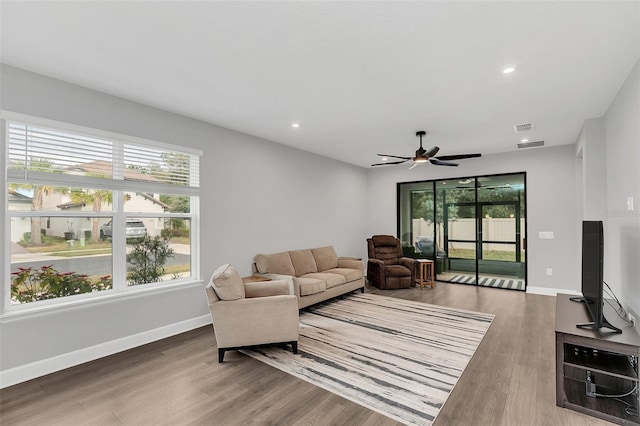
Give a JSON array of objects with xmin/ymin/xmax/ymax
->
[{"xmin": 2, "ymin": 111, "xmax": 202, "ymax": 316}]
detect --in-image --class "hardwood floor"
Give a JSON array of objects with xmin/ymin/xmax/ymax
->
[{"xmin": 0, "ymin": 283, "xmax": 615, "ymax": 425}]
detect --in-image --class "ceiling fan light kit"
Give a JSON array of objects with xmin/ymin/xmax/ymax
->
[{"xmin": 371, "ymin": 130, "xmax": 481, "ymax": 168}]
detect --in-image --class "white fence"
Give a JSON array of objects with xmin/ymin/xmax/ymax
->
[{"xmin": 411, "ymin": 218, "xmax": 525, "ymax": 252}]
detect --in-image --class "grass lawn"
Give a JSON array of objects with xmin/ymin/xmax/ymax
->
[
  {"xmin": 21, "ymin": 236, "xmax": 189, "ymax": 257},
  {"xmin": 23, "ymin": 238, "xmax": 112, "ymax": 253}
]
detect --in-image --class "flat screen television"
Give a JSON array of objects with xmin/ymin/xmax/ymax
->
[{"xmin": 570, "ymin": 220, "xmax": 621, "ymax": 333}]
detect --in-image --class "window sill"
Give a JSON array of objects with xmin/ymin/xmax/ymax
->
[{"xmin": 1, "ymin": 279, "xmax": 205, "ymax": 322}]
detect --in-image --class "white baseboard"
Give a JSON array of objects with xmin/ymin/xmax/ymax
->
[
  {"xmin": 0, "ymin": 314, "xmax": 212, "ymax": 389},
  {"xmin": 526, "ymin": 286, "xmax": 581, "ymax": 296}
]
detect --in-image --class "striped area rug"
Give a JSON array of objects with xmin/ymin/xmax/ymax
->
[
  {"xmin": 450, "ymin": 274, "xmax": 525, "ymax": 290},
  {"xmin": 242, "ymin": 293, "xmax": 494, "ymax": 425}
]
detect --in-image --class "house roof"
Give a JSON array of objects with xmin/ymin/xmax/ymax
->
[
  {"xmin": 67, "ymin": 160, "xmax": 161, "ymax": 181},
  {"xmin": 8, "ymin": 189, "xmax": 32, "ymax": 203}
]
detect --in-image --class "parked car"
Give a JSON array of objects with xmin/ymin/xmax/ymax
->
[{"xmin": 100, "ymin": 219, "xmax": 147, "ymax": 240}]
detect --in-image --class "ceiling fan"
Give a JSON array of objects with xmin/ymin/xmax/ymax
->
[{"xmin": 372, "ymin": 131, "xmax": 481, "ymax": 168}]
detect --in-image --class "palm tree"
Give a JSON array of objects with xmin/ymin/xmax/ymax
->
[
  {"xmin": 8, "ymin": 158, "xmax": 67, "ymax": 246},
  {"xmin": 69, "ymin": 189, "xmax": 113, "ymax": 242}
]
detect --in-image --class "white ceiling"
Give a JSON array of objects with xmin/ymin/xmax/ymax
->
[{"xmin": 1, "ymin": 1, "xmax": 639, "ymax": 168}]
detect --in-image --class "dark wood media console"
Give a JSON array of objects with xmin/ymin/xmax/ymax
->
[{"xmin": 556, "ymin": 293, "xmax": 640, "ymax": 425}]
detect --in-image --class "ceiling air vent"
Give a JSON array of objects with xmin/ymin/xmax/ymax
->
[
  {"xmin": 514, "ymin": 122, "xmax": 535, "ymax": 133},
  {"xmin": 518, "ymin": 140, "xmax": 545, "ymax": 149}
]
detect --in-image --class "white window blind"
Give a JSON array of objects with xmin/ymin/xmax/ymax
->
[{"xmin": 7, "ymin": 122, "xmax": 199, "ymax": 194}]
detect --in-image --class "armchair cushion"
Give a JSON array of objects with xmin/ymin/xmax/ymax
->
[
  {"xmin": 255, "ymin": 251, "xmax": 296, "ymax": 276},
  {"xmin": 312, "ymin": 246, "xmax": 339, "ymax": 271},
  {"xmin": 385, "ymin": 264, "xmax": 412, "ymax": 277},
  {"xmin": 210, "ymin": 264, "xmax": 245, "ymax": 301}
]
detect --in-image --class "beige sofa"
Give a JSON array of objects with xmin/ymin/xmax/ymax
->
[{"xmin": 254, "ymin": 246, "xmax": 364, "ymax": 309}]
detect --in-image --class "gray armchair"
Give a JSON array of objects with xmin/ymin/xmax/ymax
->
[{"xmin": 205, "ymin": 264, "xmax": 299, "ymax": 362}]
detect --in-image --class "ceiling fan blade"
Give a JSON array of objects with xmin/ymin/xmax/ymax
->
[
  {"xmin": 377, "ymin": 154, "xmax": 412, "ymax": 160},
  {"xmin": 429, "ymin": 158, "xmax": 458, "ymax": 167},
  {"xmin": 371, "ymin": 159, "xmax": 409, "ymax": 166},
  {"xmin": 435, "ymin": 153, "xmax": 482, "ymax": 161},
  {"xmin": 425, "ymin": 146, "xmax": 440, "ymax": 157}
]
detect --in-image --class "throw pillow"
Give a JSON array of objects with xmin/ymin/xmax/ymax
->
[
  {"xmin": 210, "ymin": 264, "xmax": 245, "ymax": 301},
  {"xmin": 289, "ymin": 249, "xmax": 318, "ymax": 276},
  {"xmin": 311, "ymin": 246, "xmax": 338, "ymax": 271},
  {"xmin": 254, "ymin": 251, "xmax": 296, "ymax": 276}
]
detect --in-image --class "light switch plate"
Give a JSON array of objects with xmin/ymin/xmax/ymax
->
[
  {"xmin": 539, "ymin": 231, "xmax": 554, "ymax": 239},
  {"xmin": 628, "ymin": 196, "xmax": 634, "ymax": 211}
]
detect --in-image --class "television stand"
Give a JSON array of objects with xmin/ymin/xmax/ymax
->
[
  {"xmin": 569, "ymin": 296, "xmax": 623, "ymax": 333},
  {"xmin": 556, "ymin": 294, "xmax": 640, "ymax": 425}
]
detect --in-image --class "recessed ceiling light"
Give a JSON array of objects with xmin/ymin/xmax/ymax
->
[
  {"xmin": 291, "ymin": 123, "xmax": 300, "ymax": 128},
  {"xmin": 381, "ymin": 157, "xmax": 388, "ymax": 161},
  {"xmin": 502, "ymin": 66, "xmax": 516, "ymax": 74},
  {"xmin": 521, "ymin": 138, "xmax": 529, "ymax": 143}
]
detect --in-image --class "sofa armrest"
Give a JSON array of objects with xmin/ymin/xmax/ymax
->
[
  {"xmin": 244, "ymin": 279, "xmax": 289, "ymax": 298},
  {"xmin": 337, "ymin": 257, "xmax": 364, "ymax": 271}
]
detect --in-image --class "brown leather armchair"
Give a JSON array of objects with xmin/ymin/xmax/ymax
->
[{"xmin": 367, "ymin": 235, "xmax": 416, "ymax": 289}]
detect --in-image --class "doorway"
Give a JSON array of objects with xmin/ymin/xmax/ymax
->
[{"xmin": 398, "ymin": 172, "xmax": 527, "ymax": 291}]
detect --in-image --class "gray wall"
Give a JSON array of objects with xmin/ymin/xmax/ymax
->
[
  {"xmin": 603, "ymin": 59, "xmax": 640, "ymax": 316},
  {"xmin": 366, "ymin": 145, "xmax": 580, "ymax": 292},
  {"xmin": 1, "ymin": 58, "xmax": 637, "ymax": 384},
  {"xmin": 576, "ymin": 118, "xmax": 607, "ymax": 222},
  {"xmin": 0, "ymin": 65, "xmax": 368, "ymax": 379}
]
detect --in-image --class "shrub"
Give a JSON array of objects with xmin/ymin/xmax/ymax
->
[
  {"xmin": 126, "ymin": 236, "xmax": 175, "ymax": 285},
  {"xmin": 11, "ymin": 265, "xmax": 112, "ymax": 304},
  {"xmin": 160, "ymin": 228, "xmax": 189, "ymax": 239}
]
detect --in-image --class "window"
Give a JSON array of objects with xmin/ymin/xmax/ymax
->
[{"xmin": 4, "ymin": 116, "xmax": 201, "ymax": 311}]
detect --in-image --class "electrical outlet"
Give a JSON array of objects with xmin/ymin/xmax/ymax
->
[{"xmin": 546, "ymin": 268, "xmax": 553, "ymax": 276}]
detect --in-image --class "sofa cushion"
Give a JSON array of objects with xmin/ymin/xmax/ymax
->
[
  {"xmin": 312, "ymin": 246, "xmax": 338, "ymax": 271},
  {"xmin": 210, "ymin": 264, "xmax": 245, "ymax": 300},
  {"xmin": 289, "ymin": 249, "xmax": 318, "ymax": 276},
  {"xmin": 295, "ymin": 277, "xmax": 327, "ymax": 296},
  {"xmin": 301, "ymin": 272, "xmax": 346, "ymax": 289},
  {"xmin": 254, "ymin": 251, "xmax": 296, "ymax": 276},
  {"xmin": 324, "ymin": 267, "xmax": 363, "ymax": 283}
]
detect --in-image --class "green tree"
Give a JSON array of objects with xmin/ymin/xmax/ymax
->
[
  {"xmin": 126, "ymin": 236, "xmax": 175, "ymax": 285},
  {"xmin": 69, "ymin": 188, "xmax": 113, "ymax": 241},
  {"xmin": 8, "ymin": 158, "xmax": 67, "ymax": 246}
]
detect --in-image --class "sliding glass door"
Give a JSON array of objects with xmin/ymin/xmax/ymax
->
[
  {"xmin": 477, "ymin": 174, "xmax": 526, "ymax": 290},
  {"xmin": 437, "ymin": 179, "xmax": 477, "ymax": 283},
  {"xmin": 397, "ymin": 172, "xmax": 527, "ymax": 291}
]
